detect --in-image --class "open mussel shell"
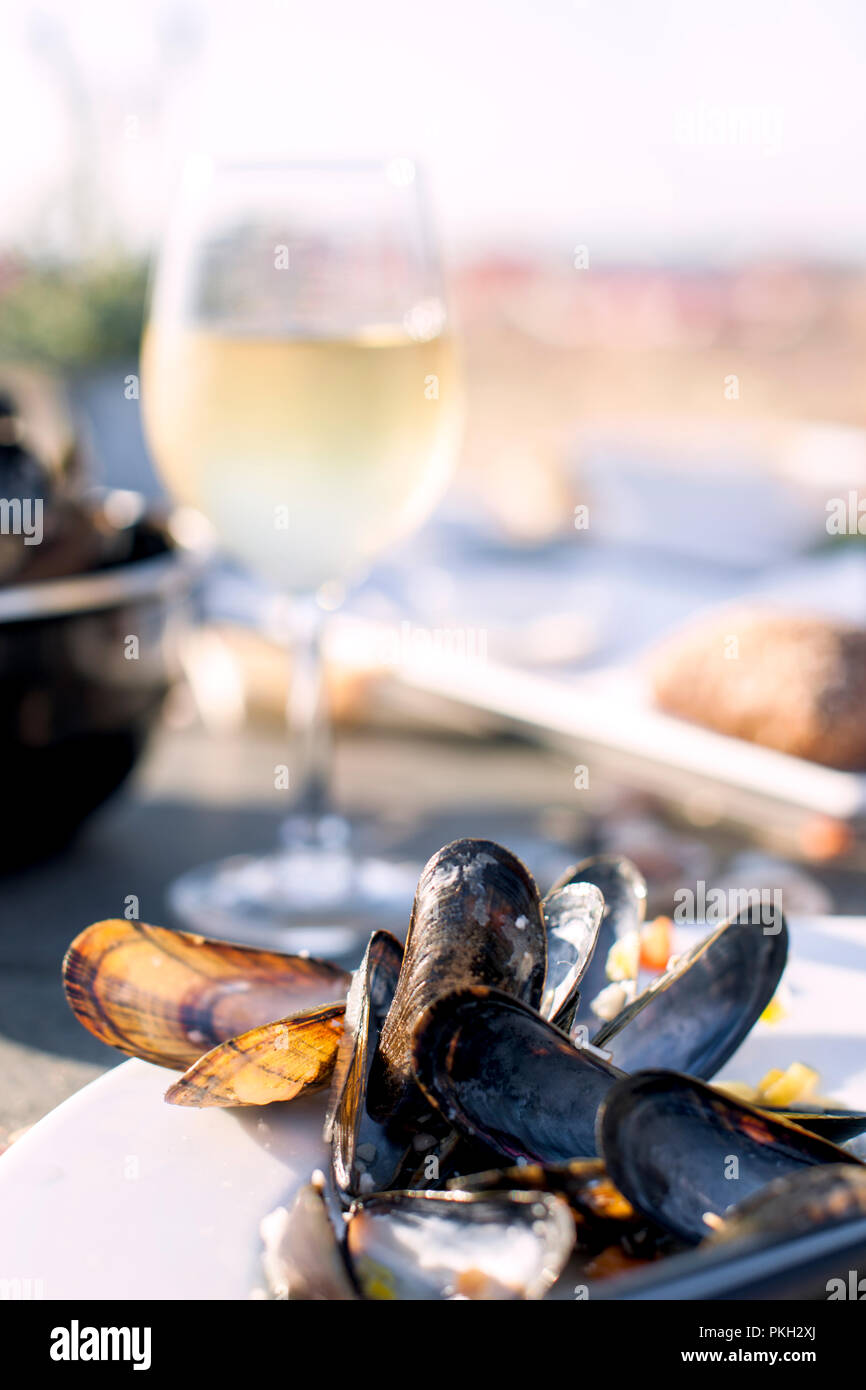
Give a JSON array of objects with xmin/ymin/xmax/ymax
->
[
  {"xmin": 260, "ymin": 1179, "xmax": 358, "ymax": 1300},
  {"xmin": 413, "ymin": 985, "xmax": 625, "ymax": 1162},
  {"xmin": 63, "ymin": 919, "xmax": 349, "ymax": 1070},
  {"xmin": 592, "ymin": 906, "xmax": 787, "ymax": 1079},
  {"xmin": 540, "ymin": 882, "xmax": 604, "ymax": 1030},
  {"xmin": 345, "ymin": 1189, "xmax": 574, "ymax": 1300},
  {"xmin": 325, "ymin": 930, "xmax": 408, "ymax": 1200},
  {"xmin": 447, "ymin": 1161, "xmax": 677, "ymax": 1284},
  {"xmin": 758, "ymin": 1107, "xmax": 866, "ymax": 1144},
  {"xmin": 375, "ymin": 839, "xmax": 547, "ymax": 1128},
  {"xmin": 165, "ymin": 1003, "xmax": 345, "ymax": 1107},
  {"xmin": 548, "ymin": 855, "xmax": 647, "ymax": 1029},
  {"xmin": 703, "ymin": 1163, "xmax": 866, "ymax": 1248},
  {"xmin": 599, "ymin": 1070, "xmax": 860, "ymax": 1245}
]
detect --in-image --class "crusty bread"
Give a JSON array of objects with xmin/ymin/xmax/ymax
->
[{"xmin": 650, "ymin": 608, "xmax": 866, "ymax": 770}]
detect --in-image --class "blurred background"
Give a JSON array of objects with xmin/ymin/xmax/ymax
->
[{"xmin": 4, "ymin": 0, "xmax": 866, "ymax": 1143}]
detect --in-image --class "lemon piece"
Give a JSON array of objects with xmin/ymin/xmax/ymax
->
[
  {"xmin": 761, "ymin": 1062, "xmax": 820, "ymax": 1108},
  {"xmin": 759, "ymin": 995, "xmax": 788, "ymax": 1025},
  {"xmin": 757, "ymin": 1067, "xmax": 785, "ymax": 1096}
]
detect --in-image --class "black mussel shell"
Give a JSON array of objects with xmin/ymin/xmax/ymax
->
[
  {"xmin": 599, "ymin": 1070, "xmax": 860, "ymax": 1245},
  {"xmin": 375, "ymin": 839, "xmax": 547, "ymax": 1127},
  {"xmin": 413, "ymin": 985, "xmax": 625, "ymax": 1162},
  {"xmin": 759, "ymin": 1107, "xmax": 866, "ymax": 1144},
  {"xmin": 703, "ymin": 1164, "xmax": 866, "ymax": 1247},
  {"xmin": 592, "ymin": 906, "xmax": 787, "ymax": 1079},
  {"xmin": 548, "ymin": 854, "xmax": 647, "ymax": 1030},
  {"xmin": 345, "ymin": 1189, "xmax": 574, "ymax": 1300},
  {"xmin": 325, "ymin": 930, "xmax": 406, "ymax": 1200},
  {"xmin": 541, "ymin": 882, "xmax": 604, "ymax": 1031}
]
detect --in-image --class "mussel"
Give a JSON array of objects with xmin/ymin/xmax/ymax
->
[
  {"xmin": 165, "ymin": 1003, "xmax": 345, "ymax": 1107},
  {"xmin": 599, "ymin": 1070, "xmax": 861, "ymax": 1245},
  {"xmin": 344, "ymin": 1189, "xmax": 574, "ymax": 1300},
  {"xmin": 62, "ymin": 919, "xmax": 349, "ymax": 1070},
  {"xmin": 260, "ymin": 1177, "xmax": 358, "ymax": 1300},
  {"xmin": 547, "ymin": 854, "xmax": 647, "ymax": 1029},
  {"xmin": 591, "ymin": 906, "xmax": 787, "ymax": 1079},
  {"xmin": 325, "ymin": 930, "xmax": 407, "ymax": 1198},
  {"xmin": 757, "ymin": 1106, "xmax": 866, "ymax": 1144},
  {"xmin": 413, "ymin": 985, "xmax": 625, "ymax": 1161},
  {"xmin": 364, "ymin": 839, "xmax": 547, "ymax": 1180},
  {"xmin": 540, "ymin": 882, "xmax": 604, "ymax": 1030},
  {"xmin": 61, "ymin": 836, "xmax": 866, "ymax": 1302},
  {"xmin": 447, "ymin": 1158, "xmax": 684, "ymax": 1285},
  {"xmin": 261, "ymin": 1176, "xmax": 576, "ymax": 1301},
  {"xmin": 703, "ymin": 1164, "xmax": 866, "ymax": 1248},
  {"xmin": 409, "ymin": 900, "xmax": 784, "ymax": 1170}
]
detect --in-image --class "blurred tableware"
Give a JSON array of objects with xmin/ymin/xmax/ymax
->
[
  {"xmin": 141, "ymin": 159, "xmax": 460, "ymax": 947},
  {"xmin": 0, "ymin": 494, "xmax": 205, "ymax": 869},
  {"xmin": 580, "ymin": 445, "xmax": 819, "ymax": 568},
  {"xmin": 378, "ymin": 641, "xmax": 866, "ymax": 857}
]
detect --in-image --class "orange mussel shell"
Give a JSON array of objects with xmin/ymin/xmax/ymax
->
[
  {"xmin": 62, "ymin": 918, "xmax": 349, "ymax": 1071},
  {"xmin": 165, "ymin": 1004, "xmax": 346, "ymax": 1107}
]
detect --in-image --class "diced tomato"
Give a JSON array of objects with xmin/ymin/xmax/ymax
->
[{"xmin": 639, "ymin": 916, "xmax": 673, "ymax": 973}]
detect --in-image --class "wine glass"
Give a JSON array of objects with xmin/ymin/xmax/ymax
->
[{"xmin": 141, "ymin": 158, "xmax": 460, "ymax": 956}]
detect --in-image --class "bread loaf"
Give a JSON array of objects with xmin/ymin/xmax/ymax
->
[{"xmin": 650, "ymin": 609, "xmax": 866, "ymax": 770}]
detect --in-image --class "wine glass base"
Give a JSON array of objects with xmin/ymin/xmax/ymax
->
[
  {"xmin": 167, "ymin": 811, "xmax": 585, "ymax": 968},
  {"xmin": 168, "ymin": 845, "xmax": 421, "ymax": 964}
]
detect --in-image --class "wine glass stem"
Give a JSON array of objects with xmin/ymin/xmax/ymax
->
[{"xmin": 288, "ymin": 595, "xmax": 331, "ymax": 828}]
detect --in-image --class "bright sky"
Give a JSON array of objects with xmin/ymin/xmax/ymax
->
[{"xmin": 3, "ymin": 0, "xmax": 866, "ymax": 263}]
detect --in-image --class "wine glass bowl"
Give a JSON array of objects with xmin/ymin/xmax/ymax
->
[
  {"xmin": 141, "ymin": 158, "xmax": 461, "ymax": 955},
  {"xmin": 142, "ymin": 160, "xmax": 457, "ymax": 594}
]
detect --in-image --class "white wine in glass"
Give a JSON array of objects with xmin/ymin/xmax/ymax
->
[
  {"xmin": 143, "ymin": 328, "xmax": 455, "ymax": 592},
  {"xmin": 141, "ymin": 159, "xmax": 460, "ymax": 954}
]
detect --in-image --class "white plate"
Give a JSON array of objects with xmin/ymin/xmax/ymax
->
[
  {"xmin": 0, "ymin": 1068, "xmax": 327, "ymax": 1300},
  {"xmin": 2, "ymin": 915, "xmax": 866, "ymax": 1300}
]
